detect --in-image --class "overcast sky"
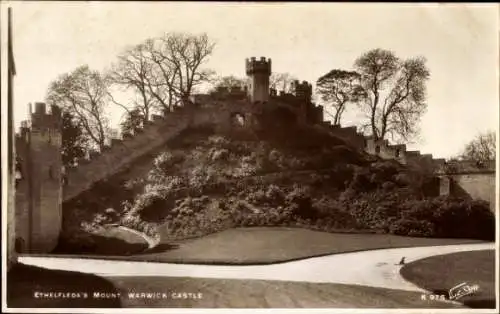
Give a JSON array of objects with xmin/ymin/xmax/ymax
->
[{"xmin": 3, "ymin": 2, "xmax": 499, "ymax": 159}]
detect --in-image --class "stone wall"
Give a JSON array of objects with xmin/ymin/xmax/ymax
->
[
  {"xmin": 323, "ymin": 122, "xmax": 366, "ymax": 150},
  {"xmin": 440, "ymin": 160, "xmax": 496, "ymax": 211},
  {"xmin": 64, "ymin": 108, "xmax": 190, "ymax": 202},
  {"xmin": 450, "ymin": 173, "xmax": 496, "ymax": 211},
  {"xmin": 318, "ymin": 121, "xmax": 496, "ymax": 211}
]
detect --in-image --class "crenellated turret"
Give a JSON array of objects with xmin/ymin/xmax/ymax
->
[
  {"xmin": 291, "ymin": 80, "xmax": 313, "ymax": 103},
  {"xmin": 30, "ymin": 102, "xmax": 62, "ymax": 131},
  {"xmin": 246, "ymin": 56, "xmax": 271, "ymax": 103}
]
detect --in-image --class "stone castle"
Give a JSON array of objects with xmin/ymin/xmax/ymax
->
[{"xmin": 13, "ymin": 56, "xmax": 496, "ymax": 254}]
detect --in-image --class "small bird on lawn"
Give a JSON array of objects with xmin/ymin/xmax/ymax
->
[{"xmin": 398, "ymin": 257, "xmax": 406, "ymax": 265}]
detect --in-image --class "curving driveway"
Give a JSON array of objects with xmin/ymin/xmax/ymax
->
[{"xmin": 19, "ymin": 243, "xmax": 494, "ymax": 293}]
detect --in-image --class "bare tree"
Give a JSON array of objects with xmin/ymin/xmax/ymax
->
[
  {"xmin": 107, "ymin": 42, "xmax": 159, "ymax": 122},
  {"xmin": 270, "ymin": 72, "xmax": 297, "ymax": 93},
  {"xmin": 46, "ymin": 65, "xmax": 111, "ymax": 150},
  {"xmin": 354, "ymin": 48, "xmax": 430, "ymax": 143},
  {"xmin": 107, "ymin": 32, "xmax": 215, "ymax": 118},
  {"xmin": 146, "ymin": 32, "xmax": 216, "ymax": 111},
  {"xmin": 316, "ymin": 69, "xmax": 365, "ymax": 125},
  {"xmin": 143, "ymin": 37, "xmax": 180, "ymax": 112},
  {"xmin": 460, "ymin": 130, "xmax": 496, "ymax": 163}
]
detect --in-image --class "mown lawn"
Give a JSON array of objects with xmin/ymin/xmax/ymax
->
[
  {"xmin": 128, "ymin": 227, "xmax": 486, "ymax": 264},
  {"xmin": 400, "ymin": 250, "xmax": 495, "ymax": 308},
  {"xmin": 7, "ymin": 263, "xmax": 463, "ymax": 309},
  {"xmin": 53, "ymin": 227, "xmax": 487, "ymax": 264}
]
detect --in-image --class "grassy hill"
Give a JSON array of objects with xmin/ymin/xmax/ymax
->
[{"xmin": 57, "ymin": 121, "xmax": 495, "ymax": 254}]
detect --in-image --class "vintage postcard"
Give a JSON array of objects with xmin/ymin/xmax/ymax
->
[{"xmin": 1, "ymin": 2, "xmax": 498, "ymax": 313}]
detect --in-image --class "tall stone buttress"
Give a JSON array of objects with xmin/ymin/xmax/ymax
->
[{"xmin": 15, "ymin": 102, "xmax": 63, "ymax": 253}]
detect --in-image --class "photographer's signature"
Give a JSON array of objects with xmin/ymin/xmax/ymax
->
[
  {"xmin": 448, "ymin": 282, "xmax": 479, "ymax": 300},
  {"xmin": 421, "ymin": 282, "xmax": 479, "ymax": 302}
]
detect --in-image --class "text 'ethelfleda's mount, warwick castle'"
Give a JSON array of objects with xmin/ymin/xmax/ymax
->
[{"xmin": 12, "ymin": 56, "xmax": 496, "ymax": 255}]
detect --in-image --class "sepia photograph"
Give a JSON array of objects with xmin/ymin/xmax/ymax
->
[{"xmin": 1, "ymin": 2, "xmax": 498, "ymax": 313}]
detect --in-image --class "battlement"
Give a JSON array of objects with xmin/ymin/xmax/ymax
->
[
  {"xmin": 15, "ymin": 103, "xmax": 63, "ymax": 156},
  {"xmin": 63, "ymin": 106, "xmax": 190, "ymax": 201},
  {"xmin": 30, "ymin": 102, "xmax": 62, "ymax": 130},
  {"xmin": 315, "ymin": 122, "xmax": 450, "ymax": 174},
  {"xmin": 326, "ymin": 123, "xmax": 366, "ymax": 150},
  {"xmin": 359, "ymin": 134, "xmax": 493, "ymax": 175},
  {"xmin": 292, "ymin": 80, "xmax": 313, "ymax": 93},
  {"xmin": 441, "ymin": 159, "xmax": 496, "ymax": 174},
  {"xmin": 292, "ymin": 80, "xmax": 313, "ymax": 102},
  {"xmin": 210, "ymin": 85, "xmax": 248, "ymax": 101},
  {"xmin": 272, "ymin": 91, "xmax": 298, "ymax": 104},
  {"xmin": 245, "ymin": 57, "xmax": 272, "ymax": 76}
]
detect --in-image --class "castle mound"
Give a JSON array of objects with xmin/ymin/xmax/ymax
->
[{"xmin": 57, "ymin": 121, "xmax": 494, "ymax": 255}]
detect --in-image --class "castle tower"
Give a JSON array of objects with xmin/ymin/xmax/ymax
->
[
  {"xmin": 246, "ymin": 57, "xmax": 271, "ymax": 102},
  {"xmin": 292, "ymin": 80, "xmax": 313, "ymax": 103},
  {"xmin": 15, "ymin": 102, "xmax": 63, "ymax": 253},
  {"xmin": 292, "ymin": 80, "xmax": 313, "ymax": 124}
]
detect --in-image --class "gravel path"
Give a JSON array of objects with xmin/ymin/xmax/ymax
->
[{"xmin": 19, "ymin": 243, "xmax": 494, "ymax": 292}]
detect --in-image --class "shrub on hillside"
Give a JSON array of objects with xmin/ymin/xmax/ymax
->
[
  {"xmin": 174, "ymin": 196, "xmax": 206, "ymax": 216},
  {"xmin": 120, "ymin": 213, "xmax": 160, "ymax": 240},
  {"xmin": 401, "ymin": 197, "xmax": 495, "ymax": 240},
  {"xmin": 345, "ymin": 161, "xmax": 414, "ymax": 194},
  {"xmin": 244, "ymin": 184, "xmax": 287, "ymax": 209},
  {"xmin": 246, "ymin": 188, "xmax": 267, "ymax": 206},
  {"xmin": 265, "ymin": 184, "xmax": 286, "ymax": 205},
  {"xmin": 207, "ymin": 135, "xmax": 231, "ymax": 148},
  {"xmin": 189, "ymin": 165, "xmax": 212, "ymax": 186},
  {"xmin": 348, "ymin": 167, "xmax": 376, "ymax": 192},
  {"xmin": 370, "ymin": 161, "xmax": 401, "ymax": 182},
  {"xmin": 339, "ymin": 187, "xmax": 495, "ymax": 240},
  {"xmin": 312, "ymin": 197, "xmax": 357, "ymax": 228},
  {"xmin": 342, "ymin": 188, "xmax": 418, "ymax": 230},
  {"xmin": 326, "ymin": 145, "xmax": 363, "ymax": 164},
  {"xmin": 233, "ymin": 154, "xmax": 259, "ymax": 177},
  {"xmin": 209, "ymin": 148, "xmax": 230, "ymax": 162},
  {"xmin": 389, "ymin": 218, "xmax": 435, "ymax": 237},
  {"xmin": 123, "ymin": 177, "xmax": 145, "ymax": 192},
  {"xmin": 153, "ymin": 151, "xmax": 184, "ymax": 172},
  {"xmin": 127, "ymin": 182, "xmax": 182, "ymax": 220},
  {"xmin": 285, "ymin": 184, "xmax": 313, "ymax": 218},
  {"xmin": 267, "ymin": 149, "xmax": 306, "ymax": 170},
  {"xmin": 268, "ymin": 149, "xmax": 284, "ymax": 167},
  {"xmin": 393, "ymin": 173, "xmax": 412, "ymax": 186}
]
